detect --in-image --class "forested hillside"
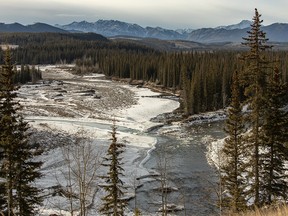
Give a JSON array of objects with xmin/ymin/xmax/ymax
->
[
  {"xmin": 0, "ymin": 32, "xmax": 287, "ymax": 115},
  {"xmin": 0, "ymin": 32, "xmax": 152, "ymax": 64}
]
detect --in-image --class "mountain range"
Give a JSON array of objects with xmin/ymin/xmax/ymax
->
[
  {"xmin": 0, "ymin": 22, "xmax": 67, "ymax": 33},
  {"xmin": 57, "ymin": 19, "xmax": 288, "ymax": 42},
  {"xmin": 56, "ymin": 20, "xmax": 184, "ymax": 40},
  {"xmin": 1, "ymin": 20, "xmax": 288, "ymax": 43}
]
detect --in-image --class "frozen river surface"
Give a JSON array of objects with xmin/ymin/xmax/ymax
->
[{"xmin": 18, "ymin": 65, "xmax": 225, "ymax": 215}]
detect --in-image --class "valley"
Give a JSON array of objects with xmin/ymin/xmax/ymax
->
[
  {"xmin": 17, "ymin": 65, "xmax": 225, "ymax": 215},
  {"xmin": 0, "ymin": 8, "xmax": 287, "ymax": 215}
]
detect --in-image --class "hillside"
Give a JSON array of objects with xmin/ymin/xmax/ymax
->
[{"xmin": 0, "ymin": 22, "xmax": 67, "ymax": 33}]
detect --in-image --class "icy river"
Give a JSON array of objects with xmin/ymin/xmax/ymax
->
[
  {"xmin": 28, "ymin": 115, "xmax": 225, "ymax": 215},
  {"xmin": 131, "ymin": 121, "xmax": 226, "ymax": 216},
  {"xmin": 20, "ymin": 68, "xmax": 227, "ymax": 215}
]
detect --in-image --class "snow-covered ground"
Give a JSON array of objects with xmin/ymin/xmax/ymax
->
[{"xmin": 18, "ymin": 65, "xmax": 180, "ymax": 215}]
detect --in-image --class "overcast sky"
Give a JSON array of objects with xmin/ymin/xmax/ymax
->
[{"xmin": 0, "ymin": 0, "xmax": 287, "ymax": 29}]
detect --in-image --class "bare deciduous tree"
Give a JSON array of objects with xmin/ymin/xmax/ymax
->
[
  {"xmin": 153, "ymin": 144, "xmax": 176, "ymax": 216},
  {"xmin": 60, "ymin": 129, "xmax": 102, "ymax": 216}
]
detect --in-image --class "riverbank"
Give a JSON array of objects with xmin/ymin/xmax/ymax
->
[{"xmin": 18, "ymin": 65, "xmax": 180, "ymax": 215}]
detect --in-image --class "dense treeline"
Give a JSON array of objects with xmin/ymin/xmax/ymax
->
[
  {"xmin": 0, "ymin": 32, "xmax": 153, "ymax": 64},
  {"xmin": 1, "ymin": 32, "xmax": 288, "ymax": 115},
  {"xmin": 96, "ymin": 50, "xmax": 240, "ymax": 114},
  {"xmin": 13, "ymin": 64, "xmax": 42, "ymax": 84},
  {"xmin": 94, "ymin": 50, "xmax": 288, "ymax": 114}
]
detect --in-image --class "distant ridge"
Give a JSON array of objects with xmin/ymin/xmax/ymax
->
[
  {"xmin": 57, "ymin": 20, "xmax": 184, "ymax": 40},
  {"xmin": 0, "ymin": 22, "xmax": 67, "ymax": 33},
  {"xmin": 1, "ymin": 20, "xmax": 288, "ymax": 43},
  {"xmin": 215, "ymin": 20, "xmax": 252, "ymax": 30},
  {"xmin": 0, "ymin": 22, "xmax": 27, "ymax": 32},
  {"xmin": 186, "ymin": 23, "xmax": 288, "ymax": 43},
  {"xmin": 57, "ymin": 19, "xmax": 288, "ymax": 42}
]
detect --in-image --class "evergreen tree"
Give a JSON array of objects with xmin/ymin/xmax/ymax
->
[
  {"xmin": 241, "ymin": 8, "xmax": 272, "ymax": 207},
  {"xmin": 14, "ymin": 118, "xmax": 43, "ymax": 216},
  {"xmin": 0, "ymin": 48, "xmax": 43, "ymax": 215},
  {"xmin": 0, "ymin": 48, "xmax": 20, "ymax": 215},
  {"xmin": 100, "ymin": 122, "xmax": 127, "ymax": 216},
  {"xmin": 221, "ymin": 71, "xmax": 247, "ymax": 212},
  {"xmin": 261, "ymin": 67, "xmax": 288, "ymax": 204},
  {"xmin": 180, "ymin": 65, "xmax": 192, "ymax": 116}
]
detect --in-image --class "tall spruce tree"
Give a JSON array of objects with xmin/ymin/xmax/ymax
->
[
  {"xmin": 13, "ymin": 117, "xmax": 43, "ymax": 216},
  {"xmin": 0, "ymin": 48, "xmax": 43, "ymax": 215},
  {"xmin": 241, "ymin": 8, "xmax": 272, "ymax": 207},
  {"xmin": 100, "ymin": 122, "xmax": 127, "ymax": 216},
  {"xmin": 221, "ymin": 71, "xmax": 247, "ymax": 213},
  {"xmin": 0, "ymin": 48, "xmax": 21, "ymax": 215},
  {"xmin": 261, "ymin": 67, "xmax": 288, "ymax": 204}
]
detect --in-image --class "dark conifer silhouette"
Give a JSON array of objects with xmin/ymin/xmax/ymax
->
[
  {"xmin": 261, "ymin": 67, "xmax": 288, "ymax": 204},
  {"xmin": 0, "ymin": 48, "xmax": 43, "ymax": 215},
  {"xmin": 100, "ymin": 122, "xmax": 127, "ymax": 216},
  {"xmin": 241, "ymin": 8, "xmax": 272, "ymax": 207},
  {"xmin": 222, "ymin": 71, "xmax": 247, "ymax": 212}
]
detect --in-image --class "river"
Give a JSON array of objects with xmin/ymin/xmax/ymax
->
[
  {"xmin": 28, "ymin": 114, "xmax": 226, "ymax": 215},
  {"xmin": 133, "ymin": 121, "xmax": 226, "ymax": 216},
  {"xmin": 21, "ymin": 68, "xmax": 228, "ymax": 215},
  {"xmin": 30, "ymin": 116, "xmax": 226, "ymax": 215}
]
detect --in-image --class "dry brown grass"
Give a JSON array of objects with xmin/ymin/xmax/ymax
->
[{"xmin": 225, "ymin": 204, "xmax": 288, "ymax": 216}]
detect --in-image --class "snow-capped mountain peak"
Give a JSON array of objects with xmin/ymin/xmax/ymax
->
[{"xmin": 216, "ymin": 20, "xmax": 252, "ymax": 30}]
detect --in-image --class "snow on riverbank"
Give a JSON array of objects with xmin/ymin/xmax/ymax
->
[
  {"xmin": 19, "ymin": 65, "xmax": 180, "ymax": 215},
  {"xmin": 206, "ymin": 138, "xmax": 226, "ymax": 169},
  {"xmin": 112, "ymin": 86, "xmax": 180, "ymax": 132}
]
